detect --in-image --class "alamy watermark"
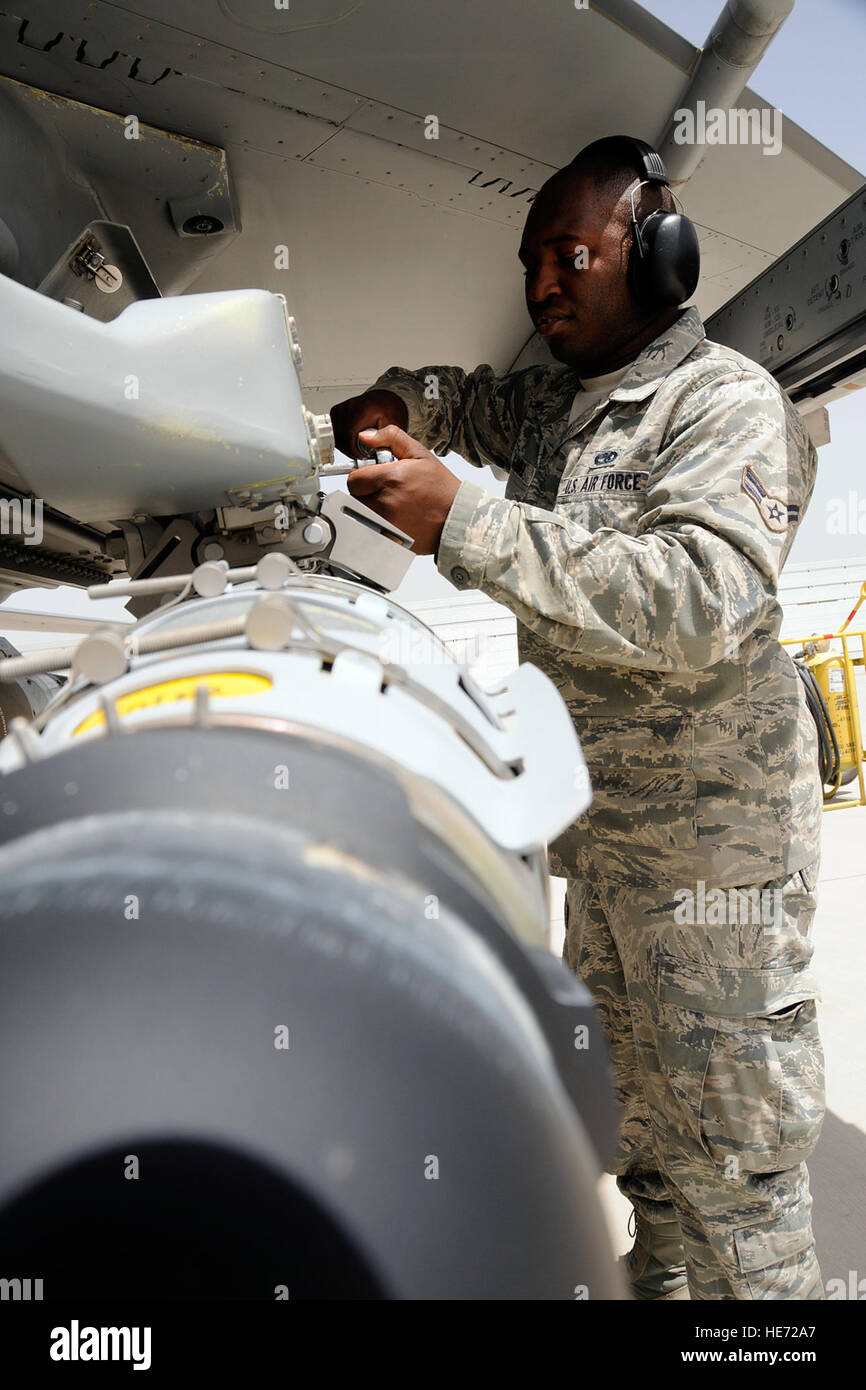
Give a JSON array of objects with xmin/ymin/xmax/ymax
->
[
  {"xmin": 826, "ymin": 1270, "xmax": 866, "ymax": 1299},
  {"xmin": 0, "ymin": 497, "xmax": 42, "ymax": 545},
  {"xmin": 672, "ymin": 101, "xmax": 782, "ymax": 157},
  {"xmin": 0, "ymin": 1275, "xmax": 43, "ymax": 1300},
  {"xmin": 50, "ymin": 1320, "xmax": 151, "ymax": 1370},
  {"xmin": 377, "ymin": 625, "xmax": 488, "ymax": 668},
  {"xmin": 673, "ymin": 880, "xmax": 782, "ymax": 929},
  {"xmin": 826, "ymin": 491, "xmax": 866, "ymax": 535}
]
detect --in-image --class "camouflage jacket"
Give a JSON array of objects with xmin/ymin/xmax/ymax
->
[{"xmin": 371, "ymin": 307, "xmax": 822, "ymax": 888}]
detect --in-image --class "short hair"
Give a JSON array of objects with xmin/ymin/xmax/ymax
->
[{"xmin": 555, "ymin": 135, "xmax": 675, "ymax": 222}]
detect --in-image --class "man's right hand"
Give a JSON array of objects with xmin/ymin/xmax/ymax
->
[{"xmin": 330, "ymin": 389, "xmax": 409, "ymax": 459}]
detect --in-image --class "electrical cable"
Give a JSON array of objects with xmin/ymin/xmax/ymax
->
[{"xmin": 793, "ymin": 654, "xmax": 841, "ymax": 797}]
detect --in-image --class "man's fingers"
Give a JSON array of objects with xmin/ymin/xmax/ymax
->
[
  {"xmin": 358, "ymin": 424, "xmax": 418, "ymax": 460},
  {"xmin": 346, "ymin": 460, "xmax": 403, "ymax": 496}
]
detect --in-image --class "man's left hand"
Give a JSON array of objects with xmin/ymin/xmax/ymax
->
[{"xmin": 345, "ymin": 425, "xmax": 461, "ymax": 556}]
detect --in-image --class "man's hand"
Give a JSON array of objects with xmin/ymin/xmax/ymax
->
[
  {"xmin": 329, "ymin": 389, "xmax": 409, "ymax": 459},
  {"xmin": 346, "ymin": 425, "xmax": 461, "ymax": 556}
]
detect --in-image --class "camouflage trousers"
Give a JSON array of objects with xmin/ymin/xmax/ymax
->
[{"xmin": 564, "ymin": 862, "xmax": 825, "ymax": 1299}]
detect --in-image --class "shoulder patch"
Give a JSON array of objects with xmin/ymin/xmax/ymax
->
[{"xmin": 741, "ymin": 465, "xmax": 792, "ymax": 533}]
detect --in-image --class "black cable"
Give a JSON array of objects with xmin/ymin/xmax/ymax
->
[{"xmin": 793, "ymin": 655, "xmax": 840, "ymax": 792}]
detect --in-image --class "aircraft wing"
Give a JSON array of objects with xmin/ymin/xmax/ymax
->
[{"xmin": 0, "ymin": 0, "xmax": 861, "ymax": 416}]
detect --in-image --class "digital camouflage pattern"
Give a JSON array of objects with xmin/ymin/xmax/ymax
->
[
  {"xmin": 372, "ymin": 305, "xmax": 823, "ymax": 889},
  {"xmin": 564, "ymin": 863, "xmax": 824, "ymax": 1299},
  {"xmin": 371, "ymin": 305, "xmax": 825, "ymax": 1300}
]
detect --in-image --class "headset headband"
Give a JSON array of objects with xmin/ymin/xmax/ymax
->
[
  {"xmin": 622, "ymin": 136, "xmax": 670, "ymax": 187},
  {"xmin": 564, "ymin": 135, "xmax": 700, "ymax": 308}
]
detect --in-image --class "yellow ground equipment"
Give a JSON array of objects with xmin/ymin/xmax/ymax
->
[{"xmin": 784, "ymin": 582, "xmax": 866, "ymax": 808}]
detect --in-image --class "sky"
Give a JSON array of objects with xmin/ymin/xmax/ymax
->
[{"xmin": 5, "ymin": 0, "xmax": 866, "ymax": 622}]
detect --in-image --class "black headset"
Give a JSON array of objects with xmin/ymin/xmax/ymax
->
[{"xmin": 618, "ymin": 135, "xmax": 700, "ymax": 309}]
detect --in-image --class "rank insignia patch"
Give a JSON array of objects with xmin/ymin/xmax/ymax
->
[{"xmin": 741, "ymin": 465, "xmax": 797, "ymax": 532}]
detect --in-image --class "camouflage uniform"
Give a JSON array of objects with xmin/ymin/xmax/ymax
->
[{"xmin": 371, "ymin": 305, "xmax": 825, "ymax": 1299}]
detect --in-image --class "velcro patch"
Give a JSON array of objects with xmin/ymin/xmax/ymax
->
[{"xmin": 741, "ymin": 465, "xmax": 792, "ymax": 532}]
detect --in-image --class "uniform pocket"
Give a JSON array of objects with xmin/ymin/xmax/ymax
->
[
  {"xmin": 657, "ymin": 954, "xmax": 824, "ymax": 1173},
  {"xmin": 588, "ymin": 766, "xmax": 698, "ymax": 853},
  {"xmin": 575, "ymin": 711, "xmax": 698, "ymax": 856},
  {"xmin": 733, "ymin": 1220, "xmax": 813, "ymax": 1275},
  {"xmin": 732, "ymin": 1212, "xmax": 822, "ymax": 1298}
]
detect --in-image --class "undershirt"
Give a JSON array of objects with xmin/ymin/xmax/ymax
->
[{"xmin": 568, "ymin": 361, "xmax": 632, "ymax": 424}]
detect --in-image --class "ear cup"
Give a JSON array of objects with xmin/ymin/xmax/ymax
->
[{"xmin": 629, "ymin": 210, "xmax": 701, "ymax": 308}]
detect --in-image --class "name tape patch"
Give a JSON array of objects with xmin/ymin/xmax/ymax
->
[{"xmin": 562, "ymin": 471, "xmax": 647, "ymax": 496}]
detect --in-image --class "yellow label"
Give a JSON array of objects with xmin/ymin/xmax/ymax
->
[{"xmin": 73, "ymin": 672, "xmax": 272, "ymax": 736}]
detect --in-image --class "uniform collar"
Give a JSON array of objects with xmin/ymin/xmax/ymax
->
[
  {"xmin": 608, "ymin": 306, "xmax": 706, "ymax": 401},
  {"xmin": 540, "ymin": 306, "xmax": 706, "ymax": 447}
]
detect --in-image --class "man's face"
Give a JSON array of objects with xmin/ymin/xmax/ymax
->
[{"xmin": 518, "ymin": 172, "xmax": 640, "ymax": 372}]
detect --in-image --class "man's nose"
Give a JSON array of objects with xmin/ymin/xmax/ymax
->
[{"xmin": 525, "ymin": 262, "xmax": 563, "ymax": 306}]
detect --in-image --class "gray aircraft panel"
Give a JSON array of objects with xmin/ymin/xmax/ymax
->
[
  {"xmin": 1, "ymin": 0, "xmax": 862, "ymax": 408},
  {"xmin": 85, "ymin": 0, "xmax": 695, "ymax": 167}
]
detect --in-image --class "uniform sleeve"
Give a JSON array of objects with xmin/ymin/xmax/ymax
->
[
  {"xmin": 370, "ymin": 363, "xmax": 533, "ymax": 472},
  {"xmin": 436, "ymin": 369, "xmax": 816, "ymax": 673}
]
